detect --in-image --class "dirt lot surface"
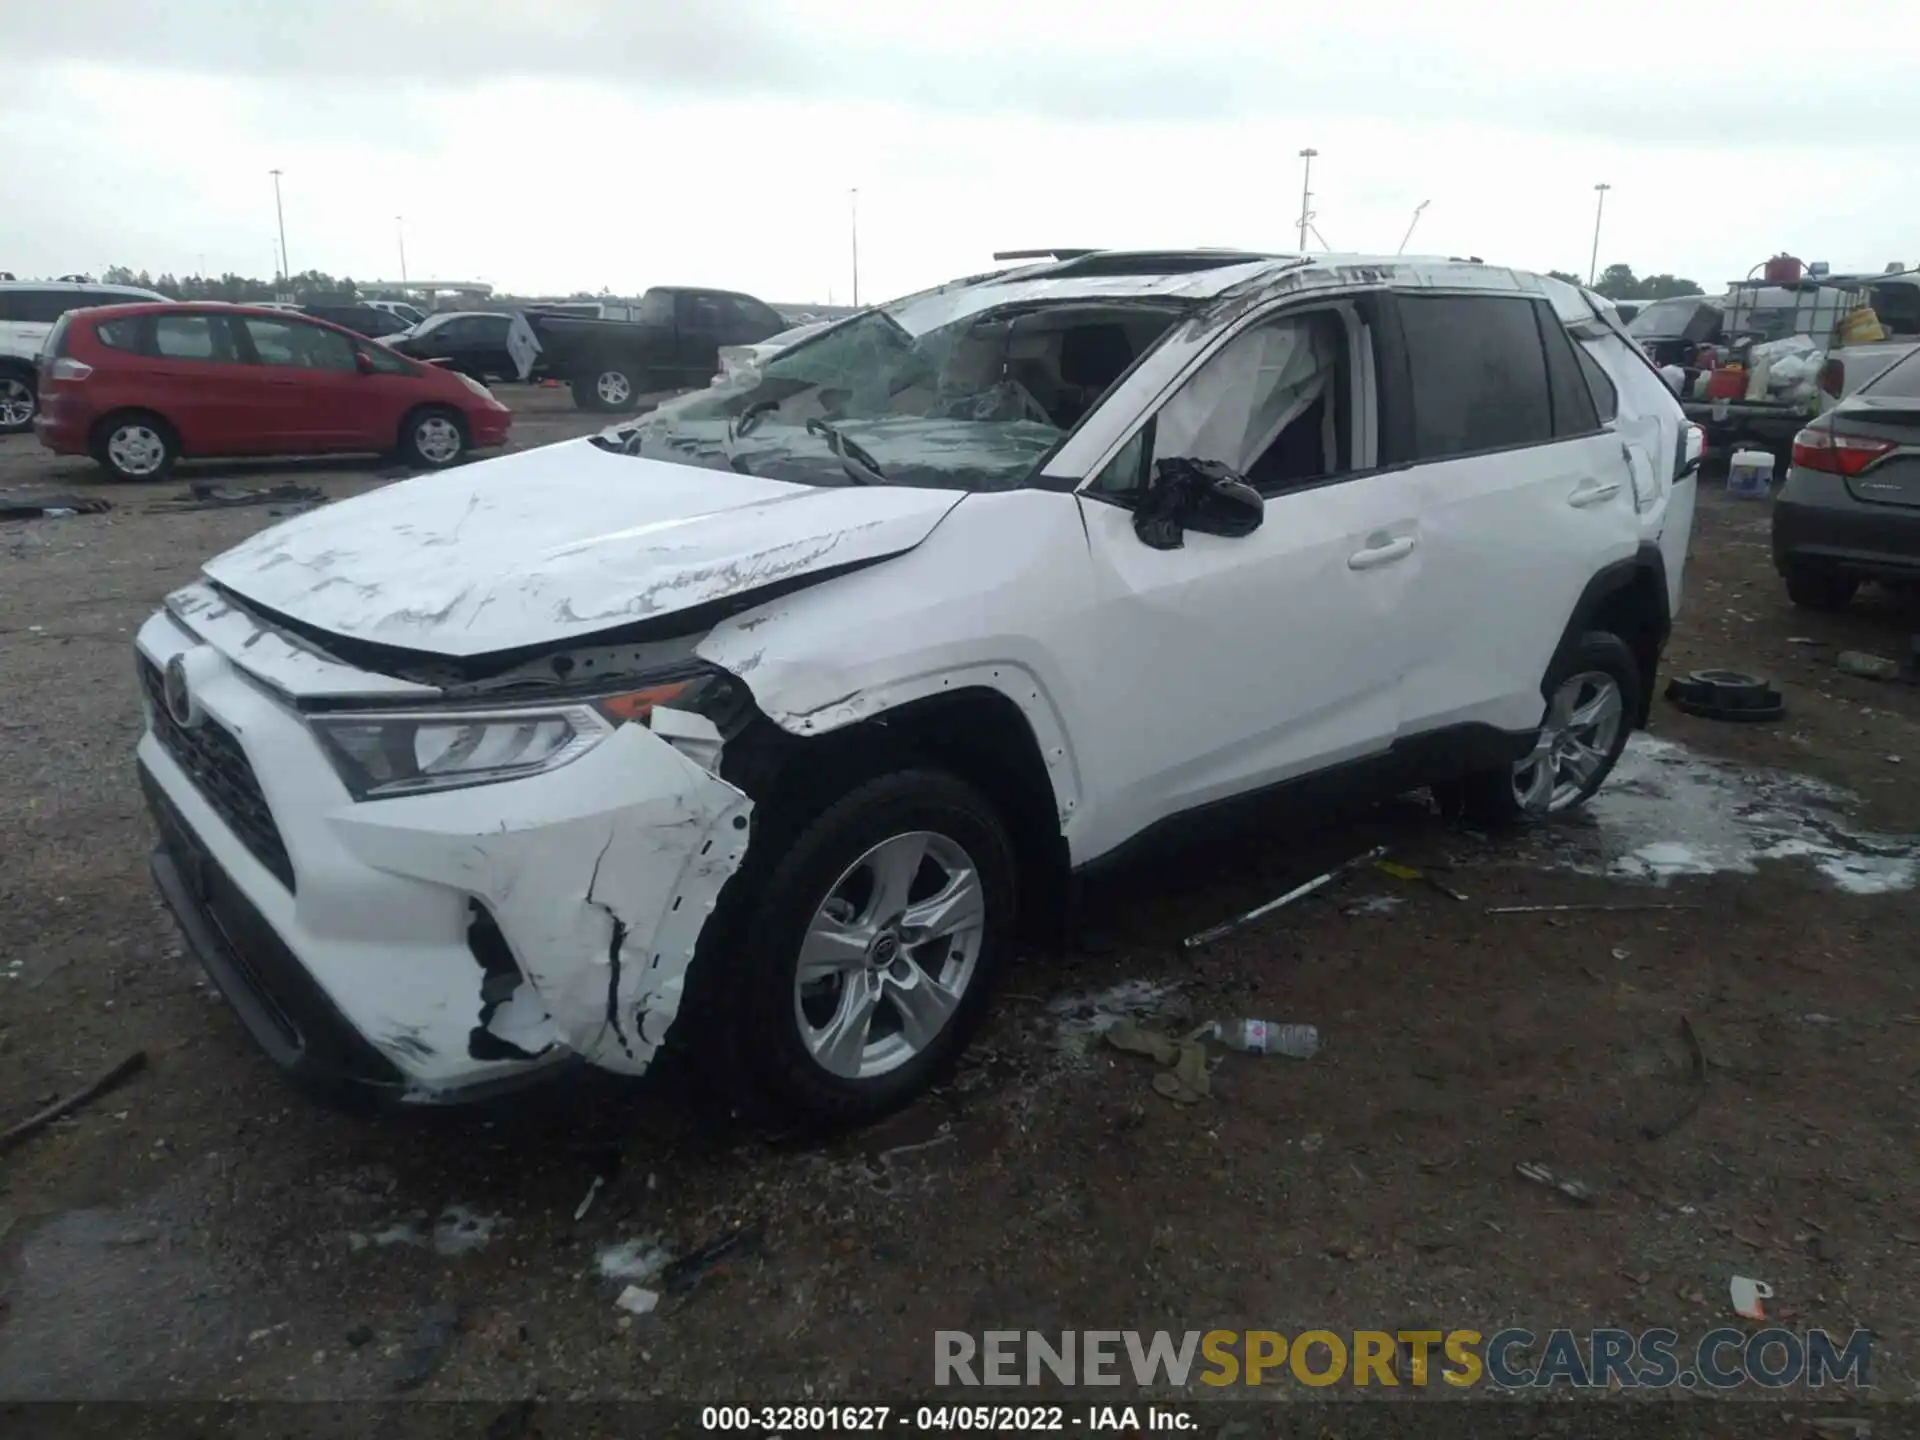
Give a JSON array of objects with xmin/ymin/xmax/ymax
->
[{"xmin": 4, "ymin": 389, "xmax": 1920, "ymax": 1424}]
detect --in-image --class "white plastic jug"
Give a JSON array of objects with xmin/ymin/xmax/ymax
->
[{"xmin": 1727, "ymin": 448, "xmax": 1775, "ymax": 499}]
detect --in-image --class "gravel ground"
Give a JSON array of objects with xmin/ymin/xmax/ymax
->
[{"xmin": 3, "ymin": 389, "xmax": 1919, "ymax": 1424}]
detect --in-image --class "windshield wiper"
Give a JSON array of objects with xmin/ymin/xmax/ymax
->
[
  {"xmin": 723, "ymin": 398, "xmax": 786, "ymax": 476},
  {"xmin": 806, "ymin": 417, "xmax": 888, "ymax": 486}
]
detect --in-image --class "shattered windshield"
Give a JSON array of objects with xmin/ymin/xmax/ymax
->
[{"xmin": 601, "ymin": 298, "xmax": 1184, "ymax": 491}]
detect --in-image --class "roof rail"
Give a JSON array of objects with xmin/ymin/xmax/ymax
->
[{"xmin": 992, "ymin": 249, "xmax": 1099, "ymax": 262}]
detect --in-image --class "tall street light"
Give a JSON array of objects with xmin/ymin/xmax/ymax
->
[
  {"xmin": 849, "ymin": 188, "xmax": 860, "ymax": 308},
  {"xmin": 270, "ymin": 169, "xmax": 290, "ymax": 284},
  {"xmin": 1297, "ymin": 148, "xmax": 1318, "ymax": 251},
  {"xmin": 396, "ymin": 215, "xmax": 408, "ymax": 285},
  {"xmin": 1588, "ymin": 182, "xmax": 1611, "ymax": 287}
]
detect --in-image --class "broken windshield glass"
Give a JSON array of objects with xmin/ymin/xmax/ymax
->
[{"xmin": 603, "ymin": 298, "xmax": 1186, "ymax": 492}]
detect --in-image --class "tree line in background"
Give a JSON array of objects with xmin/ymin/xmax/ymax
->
[
  {"xmin": 86, "ymin": 267, "xmax": 603, "ymax": 305},
  {"xmin": 1545, "ymin": 265, "xmax": 1706, "ymax": 301}
]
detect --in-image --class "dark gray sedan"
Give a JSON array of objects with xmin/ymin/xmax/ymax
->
[{"xmin": 1773, "ymin": 350, "xmax": 1920, "ymax": 610}]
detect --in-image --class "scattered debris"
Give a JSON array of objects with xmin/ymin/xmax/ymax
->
[
  {"xmin": 0, "ymin": 493, "xmax": 111, "ymax": 521},
  {"xmin": 614, "ymin": 1285, "xmax": 659, "ymax": 1316},
  {"xmin": 1485, "ymin": 902, "xmax": 1700, "ymax": 915},
  {"xmin": 573, "ymin": 1176, "xmax": 604, "ymax": 1222},
  {"xmin": 1640, "ymin": 1017, "xmax": 1708, "ymax": 1141},
  {"xmin": 1049, "ymin": 979, "xmax": 1184, "ymax": 1053},
  {"xmin": 1729, "ymin": 1275, "xmax": 1773, "ymax": 1320},
  {"xmin": 1515, "ymin": 1161, "xmax": 1596, "ymax": 1207},
  {"xmin": 658, "ymin": 1225, "xmax": 763, "ymax": 1295},
  {"xmin": 1184, "ymin": 844, "xmax": 1389, "ymax": 949},
  {"xmin": 1801, "ymin": 1013, "xmax": 1840, "ymax": 1025},
  {"xmin": 597, "ymin": 1236, "xmax": 673, "ymax": 1283},
  {"xmin": 0, "ymin": 1050, "xmax": 147, "ymax": 1155},
  {"xmin": 1835, "ymin": 651, "xmax": 1901, "ymax": 681},
  {"xmin": 346, "ymin": 1324, "xmax": 375, "ymax": 1348},
  {"xmin": 1807, "ymin": 1418, "xmax": 1873, "ymax": 1438},
  {"xmin": 1105, "ymin": 1017, "xmax": 1211, "ymax": 1105},
  {"xmin": 1205, "ymin": 1018, "xmax": 1319, "ymax": 1059},
  {"xmin": 1373, "ymin": 857, "xmax": 1469, "ymax": 901},
  {"xmin": 1786, "ymin": 636, "xmax": 1823, "ymax": 646},
  {"xmin": 392, "ymin": 1304, "xmax": 461, "ymax": 1392},
  {"xmin": 149, "ymin": 481, "xmax": 326, "ymax": 513},
  {"xmin": 247, "ymin": 1322, "xmax": 289, "ymax": 1345},
  {"xmin": 1664, "ymin": 669, "xmax": 1784, "ymax": 722},
  {"xmin": 1343, "ymin": 894, "xmax": 1405, "ymax": 916}
]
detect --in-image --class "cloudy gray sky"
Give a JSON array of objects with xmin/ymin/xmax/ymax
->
[{"xmin": 5, "ymin": 0, "xmax": 1915, "ymax": 302}]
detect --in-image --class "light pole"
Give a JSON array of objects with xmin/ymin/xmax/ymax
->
[
  {"xmin": 1296, "ymin": 148, "xmax": 1317, "ymax": 251},
  {"xmin": 269, "ymin": 168, "xmax": 289, "ymax": 284},
  {"xmin": 849, "ymin": 188, "xmax": 860, "ymax": 307},
  {"xmin": 396, "ymin": 216, "xmax": 408, "ymax": 285},
  {"xmin": 1588, "ymin": 182, "xmax": 1611, "ymax": 287}
]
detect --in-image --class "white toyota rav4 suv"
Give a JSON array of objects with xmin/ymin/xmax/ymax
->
[{"xmin": 135, "ymin": 250, "xmax": 1698, "ymax": 1122}]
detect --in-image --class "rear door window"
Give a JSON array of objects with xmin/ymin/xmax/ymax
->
[
  {"xmin": 1534, "ymin": 302, "xmax": 1601, "ymax": 437},
  {"xmin": 1396, "ymin": 293, "xmax": 1554, "ymax": 460},
  {"xmin": 241, "ymin": 316, "xmax": 357, "ymax": 371},
  {"xmin": 5, "ymin": 290, "xmax": 81, "ymax": 324},
  {"xmin": 153, "ymin": 313, "xmax": 238, "ymax": 362}
]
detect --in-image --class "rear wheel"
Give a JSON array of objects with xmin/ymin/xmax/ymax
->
[
  {"xmin": 397, "ymin": 405, "xmax": 469, "ymax": 469},
  {"xmin": 698, "ymin": 768, "xmax": 1017, "ymax": 1130},
  {"xmin": 92, "ymin": 412, "xmax": 178, "ymax": 481},
  {"xmin": 0, "ymin": 370, "xmax": 35, "ymax": 433},
  {"xmin": 574, "ymin": 363, "xmax": 637, "ymax": 413},
  {"xmin": 1456, "ymin": 631, "xmax": 1641, "ymax": 825},
  {"xmin": 1784, "ymin": 560, "xmax": 1858, "ymax": 612}
]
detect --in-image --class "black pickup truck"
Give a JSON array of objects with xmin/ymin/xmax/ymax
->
[{"xmin": 527, "ymin": 287, "xmax": 788, "ymax": 412}]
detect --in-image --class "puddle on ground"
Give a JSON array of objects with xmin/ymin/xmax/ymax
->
[
  {"xmin": 345, "ymin": 1204, "xmax": 506, "ymax": 1256},
  {"xmin": 1542, "ymin": 735, "xmax": 1919, "ymax": 895}
]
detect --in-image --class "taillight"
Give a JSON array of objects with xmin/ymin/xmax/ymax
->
[
  {"xmin": 1818, "ymin": 358, "xmax": 1845, "ymax": 397},
  {"xmin": 49, "ymin": 358, "xmax": 92, "ymax": 381},
  {"xmin": 1790, "ymin": 428, "xmax": 1894, "ymax": 477}
]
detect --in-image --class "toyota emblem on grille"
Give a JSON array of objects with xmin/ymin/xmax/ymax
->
[{"xmin": 163, "ymin": 654, "xmax": 200, "ymax": 729}]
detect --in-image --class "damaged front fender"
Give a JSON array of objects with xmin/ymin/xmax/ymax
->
[{"xmin": 332, "ymin": 723, "xmax": 752, "ymax": 1081}]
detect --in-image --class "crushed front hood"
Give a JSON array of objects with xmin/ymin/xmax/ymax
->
[{"xmin": 201, "ymin": 439, "xmax": 965, "ymax": 657}]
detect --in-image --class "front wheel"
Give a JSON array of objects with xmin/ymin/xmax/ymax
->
[
  {"xmin": 1457, "ymin": 631, "xmax": 1641, "ymax": 824},
  {"xmin": 397, "ymin": 406, "xmax": 469, "ymax": 469},
  {"xmin": 716, "ymin": 769, "xmax": 1017, "ymax": 1130}
]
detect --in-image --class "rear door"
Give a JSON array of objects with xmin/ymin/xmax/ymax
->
[
  {"xmin": 1388, "ymin": 290, "xmax": 1643, "ymax": 740},
  {"xmin": 140, "ymin": 311, "xmax": 264, "ymax": 454},
  {"xmin": 234, "ymin": 314, "xmax": 363, "ymax": 449}
]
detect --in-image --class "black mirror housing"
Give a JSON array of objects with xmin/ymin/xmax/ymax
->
[{"xmin": 1133, "ymin": 457, "xmax": 1264, "ymax": 550}]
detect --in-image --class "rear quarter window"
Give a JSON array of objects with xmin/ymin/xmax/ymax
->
[{"xmin": 93, "ymin": 315, "xmax": 143, "ymax": 352}]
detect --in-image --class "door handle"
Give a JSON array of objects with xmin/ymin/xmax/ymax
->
[
  {"xmin": 1568, "ymin": 480, "xmax": 1622, "ymax": 508},
  {"xmin": 1347, "ymin": 535, "xmax": 1417, "ymax": 570}
]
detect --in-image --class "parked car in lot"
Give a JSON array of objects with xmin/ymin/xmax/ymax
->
[
  {"xmin": 1, "ymin": 278, "xmax": 168, "ymax": 432},
  {"xmin": 35, "ymin": 302, "xmax": 510, "ymax": 480},
  {"xmin": 362, "ymin": 298, "xmax": 427, "ymax": 326},
  {"xmin": 382, "ymin": 310, "xmax": 534, "ymax": 383},
  {"xmin": 524, "ymin": 286, "xmax": 787, "ymax": 411},
  {"xmin": 134, "ymin": 250, "xmax": 1691, "ymax": 1123},
  {"xmin": 298, "ymin": 303, "xmax": 415, "ymax": 340},
  {"xmin": 1773, "ymin": 347, "xmax": 1920, "ymax": 609}
]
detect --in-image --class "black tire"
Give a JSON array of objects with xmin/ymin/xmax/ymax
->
[
  {"xmin": 0, "ymin": 367, "xmax": 36, "ymax": 434},
  {"xmin": 573, "ymin": 362, "xmax": 638, "ymax": 414},
  {"xmin": 90, "ymin": 411, "xmax": 179, "ymax": 482},
  {"xmin": 699, "ymin": 768, "xmax": 1018, "ymax": 1131},
  {"xmin": 1784, "ymin": 560, "xmax": 1858, "ymax": 612},
  {"xmin": 1457, "ymin": 630, "xmax": 1642, "ymax": 826},
  {"xmin": 396, "ymin": 405, "xmax": 469, "ymax": 470}
]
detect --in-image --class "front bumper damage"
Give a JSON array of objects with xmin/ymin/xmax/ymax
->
[{"xmin": 135, "ymin": 596, "xmax": 753, "ymax": 1103}]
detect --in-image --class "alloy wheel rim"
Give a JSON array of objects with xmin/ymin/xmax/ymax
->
[
  {"xmin": 1511, "ymin": 670, "xmax": 1624, "ymax": 814},
  {"xmin": 416, "ymin": 417, "xmax": 461, "ymax": 463},
  {"xmin": 597, "ymin": 371, "xmax": 632, "ymax": 405},
  {"xmin": 793, "ymin": 829, "xmax": 986, "ymax": 1080},
  {"xmin": 0, "ymin": 379, "xmax": 33, "ymax": 427},
  {"xmin": 107, "ymin": 424, "xmax": 166, "ymax": 477}
]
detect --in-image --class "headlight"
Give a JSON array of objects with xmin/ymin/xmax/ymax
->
[{"xmin": 310, "ymin": 664, "xmax": 751, "ymax": 801}]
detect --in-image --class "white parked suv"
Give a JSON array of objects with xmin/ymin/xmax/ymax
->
[
  {"xmin": 134, "ymin": 250, "xmax": 1697, "ymax": 1122},
  {"xmin": 0, "ymin": 279, "xmax": 167, "ymax": 431}
]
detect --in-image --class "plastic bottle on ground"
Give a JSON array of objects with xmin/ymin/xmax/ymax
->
[{"xmin": 1207, "ymin": 1019, "xmax": 1319, "ymax": 1058}]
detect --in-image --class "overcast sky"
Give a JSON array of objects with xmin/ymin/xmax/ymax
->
[{"xmin": 5, "ymin": 1, "xmax": 1915, "ymax": 304}]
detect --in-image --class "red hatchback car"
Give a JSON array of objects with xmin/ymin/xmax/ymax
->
[{"xmin": 34, "ymin": 303, "xmax": 511, "ymax": 481}]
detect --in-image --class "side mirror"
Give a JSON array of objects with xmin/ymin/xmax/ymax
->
[
  {"xmin": 353, "ymin": 350, "xmax": 375, "ymax": 375},
  {"xmin": 1133, "ymin": 457, "xmax": 1263, "ymax": 551}
]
